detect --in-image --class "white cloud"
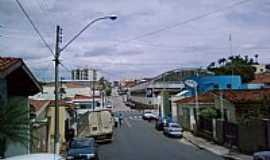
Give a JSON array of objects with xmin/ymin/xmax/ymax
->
[{"xmin": 0, "ymin": 0, "xmax": 270, "ymax": 80}]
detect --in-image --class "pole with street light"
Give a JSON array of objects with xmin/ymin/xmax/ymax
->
[
  {"xmin": 53, "ymin": 15, "xmax": 117, "ymax": 154},
  {"xmin": 185, "ymin": 80, "xmax": 199, "ymax": 126}
]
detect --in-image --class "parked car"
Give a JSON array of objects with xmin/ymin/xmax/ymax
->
[
  {"xmin": 4, "ymin": 153, "xmax": 64, "ymax": 160},
  {"xmin": 155, "ymin": 119, "xmax": 166, "ymax": 131},
  {"xmin": 253, "ymin": 151, "xmax": 270, "ymax": 160},
  {"xmin": 106, "ymin": 101, "xmax": 113, "ymax": 109},
  {"xmin": 142, "ymin": 111, "xmax": 159, "ymax": 121},
  {"xmin": 67, "ymin": 138, "xmax": 99, "ymax": 160},
  {"xmin": 163, "ymin": 122, "xmax": 183, "ymax": 138}
]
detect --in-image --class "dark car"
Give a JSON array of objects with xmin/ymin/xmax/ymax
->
[
  {"xmin": 155, "ymin": 120, "xmax": 166, "ymax": 131},
  {"xmin": 67, "ymin": 138, "xmax": 99, "ymax": 160}
]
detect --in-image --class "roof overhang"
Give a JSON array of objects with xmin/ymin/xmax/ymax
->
[{"xmin": 2, "ymin": 59, "xmax": 42, "ymax": 96}]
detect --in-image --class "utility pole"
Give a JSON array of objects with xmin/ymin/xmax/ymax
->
[
  {"xmin": 50, "ymin": 16, "xmax": 116, "ymax": 154},
  {"xmin": 54, "ymin": 25, "xmax": 62, "ymax": 154},
  {"xmin": 92, "ymin": 69, "xmax": 96, "ymax": 111},
  {"xmin": 229, "ymin": 33, "xmax": 234, "ymax": 83}
]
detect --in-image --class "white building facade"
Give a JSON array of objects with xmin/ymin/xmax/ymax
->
[{"xmin": 71, "ymin": 68, "xmax": 102, "ymax": 81}]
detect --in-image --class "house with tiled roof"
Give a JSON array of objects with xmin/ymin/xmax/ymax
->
[
  {"xmin": 0, "ymin": 57, "xmax": 42, "ymax": 157},
  {"xmin": 72, "ymin": 94, "xmax": 103, "ymax": 116},
  {"xmin": 173, "ymin": 92, "xmax": 216, "ymax": 131},
  {"xmin": 29, "ymin": 98, "xmax": 75, "ymax": 154},
  {"xmin": 249, "ymin": 73, "xmax": 270, "ymax": 88},
  {"xmin": 29, "ymin": 99, "xmax": 50, "ymax": 153},
  {"xmin": 174, "ymin": 88, "xmax": 270, "ymax": 131}
]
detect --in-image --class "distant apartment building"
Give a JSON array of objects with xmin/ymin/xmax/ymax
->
[{"xmin": 71, "ymin": 68, "xmax": 102, "ymax": 81}]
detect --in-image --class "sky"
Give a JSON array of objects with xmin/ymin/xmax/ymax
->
[{"xmin": 0, "ymin": 0, "xmax": 270, "ymax": 80}]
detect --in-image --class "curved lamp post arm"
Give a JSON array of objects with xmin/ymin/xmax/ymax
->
[{"xmin": 60, "ymin": 15, "xmax": 117, "ymax": 53}]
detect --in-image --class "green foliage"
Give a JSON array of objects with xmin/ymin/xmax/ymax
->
[
  {"xmin": 200, "ymin": 107, "xmax": 219, "ymax": 119},
  {"xmin": 98, "ymin": 77, "xmax": 112, "ymax": 96},
  {"xmin": 207, "ymin": 55, "xmax": 257, "ymax": 82},
  {"xmin": 0, "ymin": 100, "xmax": 30, "ymax": 157},
  {"xmin": 105, "ymin": 87, "xmax": 112, "ymax": 96}
]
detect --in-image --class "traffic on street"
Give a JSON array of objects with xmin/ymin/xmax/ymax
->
[
  {"xmin": 94, "ymin": 91, "xmax": 223, "ymax": 160},
  {"xmin": 1, "ymin": 0, "xmax": 269, "ymax": 159}
]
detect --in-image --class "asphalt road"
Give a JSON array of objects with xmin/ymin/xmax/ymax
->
[{"xmin": 98, "ymin": 94, "xmax": 223, "ymax": 160}]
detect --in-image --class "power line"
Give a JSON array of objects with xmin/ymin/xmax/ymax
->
[
  {"xmin": 15, "ymin": 0, "xmax": 55, "ymax": 56},
  {"xmin": 120, "ymin": 0, "xmax": 253, "ymax": 43},
  {"xmin": 59, "ymin": 62, "xmax": 72, "ymax": 72}
]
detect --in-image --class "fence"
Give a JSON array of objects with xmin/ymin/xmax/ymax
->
[
  {"xmin": 199, "ymin": 118, "xmax": 270, "ymax": 154},
  {"xmin": 198, "ymin": 117, "xmax": 213, "ymax": 140}
]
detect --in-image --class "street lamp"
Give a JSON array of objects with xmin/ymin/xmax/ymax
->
[
  {"xmin": 53, "ymin": 15, "xmax": 117, "ymax": 154},
  {"xmin": 185, "ymin": 80, "xmax": 199, "ymax": 122},
  {"xmin": 60, "ymin": 15, "xmax": 118, "ymax": 52}
]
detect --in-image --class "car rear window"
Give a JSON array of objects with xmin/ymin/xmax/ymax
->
[
  {"xmin": 170, "ymin": 124, "xmax": 180, "ymax": 128},
  {"xmin": 70, "ymin": 140, "xmax": 94, "ymax": 148}
]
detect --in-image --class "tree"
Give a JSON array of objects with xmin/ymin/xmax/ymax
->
[
  {"xmin": 255, "ymin": 54, "xmax": 259, "ymax": 64},
  {"xmin": 208, "ymin": 55, "xmax": 256, "ymax": 82},
  {"xmin": 218, "ymin": 58, "xmax": 226, "ymax": 66},
  {"xmin": 200, "ymin": 107, "xmax": 219, "ymax": 119},
  {"xmin": 0, "ymin": 101, "xmax": 30, "ymax": 158},
  {"xmin": 98, "ymin": 77, "xmax": 106, "ymax": 91},
  {"xmin": 207, "ymin": 62, "xmax": 215, "ymax": 70}
]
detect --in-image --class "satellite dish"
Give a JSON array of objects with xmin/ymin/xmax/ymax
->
[
  {"xmin": 176, "ymin": 90, "xmax": 190, "ymax": 96},
  {"xmin": 185, "ymin": 80, "xmax": 198, "ymax": 88}
]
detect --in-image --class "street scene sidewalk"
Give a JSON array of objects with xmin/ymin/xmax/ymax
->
[{"xmin": 183, "ymin": 132, "xmax": 253, "ymax": 160}]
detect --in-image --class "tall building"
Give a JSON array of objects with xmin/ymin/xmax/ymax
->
[{"xmin": 71, "ymin": 68, "xmax": 102, "ymax": 81}]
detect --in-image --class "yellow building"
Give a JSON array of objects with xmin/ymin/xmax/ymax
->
[{"xmin": 46, "ymin": 101, "xmax": 74, "ymax": 153}]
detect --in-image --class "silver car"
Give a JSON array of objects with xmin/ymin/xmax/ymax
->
[{"xmin": 163, "ymin": 122, "xmax": 183, "ymax": 138}]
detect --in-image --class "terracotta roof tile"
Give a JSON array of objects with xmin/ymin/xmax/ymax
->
[
  {"xmin": 175, "ymin": 88, "xmax": 270, "ymax": 105},
  {"xmin": 65, "ymin": 82, "xmax": 84, "ymax": 88},
  {"xmin": 251, "ymin": 73, "xmax": 270, "ymax": 84},
  {"xmin": 216, "ymin": 89, "xmax": 270, "ymax": 104},
  {"xmin": 0, "ymin": 57, "xmax": 21, "ymax": 72},
  {"xmin": 74, "ymin": 94, "xmax": 100, "ymax": 100},
  {"xmin": 49, "ymin": 100, "xmax": 75, "ymax": 108},
  {"xmin": 29, "ymin": 99, "xmax": 50, "ymax": 112},
  {"xmin": 174, "ymin": 92, "xmax": 215, "ymax": 105}
]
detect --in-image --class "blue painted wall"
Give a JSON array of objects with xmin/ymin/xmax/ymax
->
[
  {"xmin": 185, "ymin": 75, "xmax": 242, "ymax": 94},
  {"xmin": 241, "ymin": 83, "xmax": 265, "ymax": 89}
]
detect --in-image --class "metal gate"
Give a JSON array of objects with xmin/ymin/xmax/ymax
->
[
  {"xmin": 198, "ymin": 117, "xmax": 213, "ymax": 140},
  {"xmin": 223, "ymin": 121, "xmax": 238, "ymax": 147}
]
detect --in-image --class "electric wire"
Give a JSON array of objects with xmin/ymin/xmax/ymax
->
[{"xmin": 15, "ymin": 0, "xmax": 55, "ymax": 57}]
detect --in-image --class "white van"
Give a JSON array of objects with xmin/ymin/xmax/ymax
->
[{"xmin": 78, "ymin": 110, "xmax": 114, "ymax": 142}]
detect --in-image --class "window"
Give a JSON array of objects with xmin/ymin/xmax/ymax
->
[
  {"xmin": 227, "ymin": 84, "xmax": 232, "ymax": 89},
  {"xmin": 213, "ymin": 84, "xmax": 219, "ymax": 89}
]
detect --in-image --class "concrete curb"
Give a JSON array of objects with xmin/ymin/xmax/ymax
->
[
  {"xmin": 222, "ymin": 154, "xmax": 243, "ymax": 160},
  {"xmin": 182, "ymin": 134, "xmax": 229, "ymax": 156},
  {"xmin": 183, "ymin": 133, "xmax": 253, "ymax": 160}
]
